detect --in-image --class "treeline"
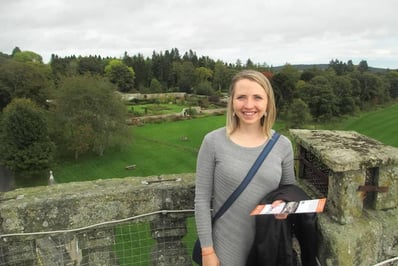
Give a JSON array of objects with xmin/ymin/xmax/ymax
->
[
  {"xmin": 2, "ymin": 47, "xmax": 398, "ymax": 113},
  {"xmin": 1, "ymin": 46, "xmax": 398, "ymax": 182}
]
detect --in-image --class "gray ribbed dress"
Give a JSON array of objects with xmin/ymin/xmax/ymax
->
[{"xmin": 194, "ymin": 127, "xmax": 296, "ymax": 265}]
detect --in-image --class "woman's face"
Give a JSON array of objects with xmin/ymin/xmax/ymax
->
[{"xmin": 232, "ymin": 78, "xmax": 268, "ymax": 126}]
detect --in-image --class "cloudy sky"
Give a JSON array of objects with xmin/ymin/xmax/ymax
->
[{"xmin": 1, "ymin": 0, "xmax": 397, "ymax": 68}]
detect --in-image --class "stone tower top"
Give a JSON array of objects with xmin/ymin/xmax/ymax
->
[{"xmin": 290, "ymin": 129, "xmax": 398, "ymax": 172}]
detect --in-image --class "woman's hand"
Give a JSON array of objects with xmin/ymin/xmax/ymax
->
[
  {"xmin": 202, "ymin": 247, "xmax": 220, "ymax": 266},
  {"xmin": 271, "ymin": 200, "xmax": 288, "ymax": 220},
  {"xmin": 202, "ymin": 253, "xmax": 220, "ymax": 266}
]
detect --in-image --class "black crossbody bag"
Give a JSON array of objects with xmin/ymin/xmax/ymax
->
[{"xmin": 192, "ymin": 132, "xmax": 281, "ymax": 265}]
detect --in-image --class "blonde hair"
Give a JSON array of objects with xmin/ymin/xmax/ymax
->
[{"xmin": 226, "ymin": 70, "xmax": 276, "ymax": 138}]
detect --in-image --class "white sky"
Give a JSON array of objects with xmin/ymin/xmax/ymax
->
[{"xmin": 1, "ymin": 0, "xmax": 397, "ymax": 69}]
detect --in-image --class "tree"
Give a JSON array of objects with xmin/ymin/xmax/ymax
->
[
  {"xmin": 0, "ymin": 98, "xmax": 55, "ymax": 176},
  {"xmin": 246, "ymin": 59, "xmax": 255, "ymax": 69},
  {"xmin": 13, "ymin": 50, "xmax": 43, "ymax": 64},
  {"xmin": 178, "ymin": 61, "xmax": 196, "ymax": 93},
  {"xmin": 358, "ymin": 60, "xmax": 369, "ymax": 73},
  {"xmin": 271, "ymin": 72, "xmax": 296, "ymax": 113},
  {"xmin": 299, "ymin": 76, "xmax": 339, "ymax": 121},
  {"xmin": 300, "ymin": 66, "xmax": 323, "ymax": 82},
  {"xmin": 11, "ymin": 47, "xmax": 21, "ymax": 56},
  {"xmin": 54, "ymin": 74, "xmax": 131, "ymax": 159},
  {"xmin": 195, "ymin": 81, "xmax": 214, "ymax": 96},
  {"xmin": 330, "ymin": 75, "xmax": 357, "ymax": 115},
  {"xmin": 198, "ymin": 55, "xmax": 215, "ymax": 69},
  {"xmin": 150, "ymin": 78, "xmax": 162, "ymax": 92},
  {"xmin": 151, "ymin": 50, "xmax": 175, "ymax": 89},
  {"xmin": 346, "ymin": 60, "xmax": 355, "ymax": 72},
  {"xmin": 0, "ymin": 59, "xmax": 53, "ymax": 108},
  {"xmin": 105, "ymin": 59, "xmax": 135, "ymax": 92},
  {"xmin": 183, "ymin": 50, "xmax": 198, "ymax": 66},
  {"xmin": 272, "ymin": 64, "xmax": 301, "ymax": 113},
  {"xmin": 352, "ymin": 72, "xmax": 389, "ymax": 106},
  {"xmin": 77, "ymin": 56, "xmax": 104, "ymax": 75},
  {"xmin": 328, "ymin": 59, "xmax": 346, "ymax": 75},
  {"xmin": 169, "ymin": 61, "xmax": 183, "ymax": 91},
  {"xmin": 123, "ymin": 53, "xmax": 151, "ymax": 90},
  {"xmin": 213, "ymin": 61, "xmax": 234, "ymax": 92},
  {"xmin": 287, "ymin": 98, "xmax": 312, "ymax": 128},
  {"xmin": 385, "ymin": 71, "xmax": 398, "ymax": 99},
  {"xmin": 0, "ymin": 86, "xmax": 11, "ymax": 111},
  {"xmin": 50, "ymin": 54, "xmax": 79, "ymax": 81},
  {"xmin": 195, "ymin": 67, "xmax": 213, "ymax": 84}
]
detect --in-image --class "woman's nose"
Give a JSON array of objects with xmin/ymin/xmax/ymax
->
[{"xmin": 244, "ymin": 98, "xmax": 254, "ymax": 108}]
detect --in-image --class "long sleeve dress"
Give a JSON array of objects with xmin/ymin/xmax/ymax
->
[{"xmin": 194, "ymin": 127, "xmax": 296, "ymax": 265}]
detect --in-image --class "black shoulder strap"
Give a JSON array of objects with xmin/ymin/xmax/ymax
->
[{"xmin": 212, "ymin": 132, "xmax": 281, "ymax": 223}]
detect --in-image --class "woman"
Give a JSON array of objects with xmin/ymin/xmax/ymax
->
[{"xmin": 194, "ymin": 70, "xmax": 296, "ymax": 266}]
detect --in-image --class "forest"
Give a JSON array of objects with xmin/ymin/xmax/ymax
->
[{"xmin": 0, "ymin": 46, "xmax": 398, "ymax": 181}]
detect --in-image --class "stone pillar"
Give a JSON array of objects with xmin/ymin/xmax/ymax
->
[
  {"xmin": 290, "ymin": 129, "xmax": 398, "ymax": 265},
  {"xmin": 150, "ymin": 213, "xmax": 191, "ymax": 266},
  {"xmin": 0, "ymin": 237, "xmax": 35, "ymax": 265},
  {"xmin": 149, "ymin": 184, "xmax": 192, "ymax": 266},
  {"xmin": 290, "ymin": 129, "xmax": 398, "ymax": 224},
  {"xmin": 79, "ymin": 228, "xmax": 119, "ymax": 266},
  {"xmin": 36, "ymin": 236, "xmax": 68, "ymax": 265}
]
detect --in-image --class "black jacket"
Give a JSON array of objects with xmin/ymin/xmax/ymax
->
[{"xmin": 246, "ymin": 185, "xmax": 319, "ymax": 266}]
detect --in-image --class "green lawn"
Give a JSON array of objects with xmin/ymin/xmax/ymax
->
[
  {"xmin": 27, "ymin": 102, "xmax": 398, "ymax": 186},
  {"xmin": 339, "ymin": 103, "xmax": 398, "ymax": 147},
  {"xmin": 52, "ymin": 115, "xmax": 226, "ymax": 184}
]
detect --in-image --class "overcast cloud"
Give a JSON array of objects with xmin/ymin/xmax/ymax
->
[{"xmin": 1, "ymin": 0, "xmax": 397, "ymax": 68}]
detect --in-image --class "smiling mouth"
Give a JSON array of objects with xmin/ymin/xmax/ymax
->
[
  {"xmin": 243, "ymin": 111, "xmax": 256, "ymax": 115},
  {"xmin": 242, "ymin": 111, "xmax": 258, "ymax": 118}
]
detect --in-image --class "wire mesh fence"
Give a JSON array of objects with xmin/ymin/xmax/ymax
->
[
  {"xmin": 0, "ymin": 210, "xmax": 197, "ymax": 266},
  {"xmin": 1, "ymin": 209, "xmax": 397, "ymax": 266}
]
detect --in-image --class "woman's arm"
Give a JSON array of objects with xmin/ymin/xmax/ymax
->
[
  {"xmin": 194, "ymin": 135, "xmax": 216, "ymax": 248},
  {"xmin": 279, "ymin": 136, "xmax": 296, "ymax": 186}
]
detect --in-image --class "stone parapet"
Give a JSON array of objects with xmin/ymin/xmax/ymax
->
[
  {"xmin": 0, "ymin": 174, "xmax": 196, "ymax": 265},
  {"xmin": 290, "ymin": 129, "xmax": 398, "ymax": 265},
  {"xmin": 290, "ymin": 129, "xmax": 398, "ymax": 224}
]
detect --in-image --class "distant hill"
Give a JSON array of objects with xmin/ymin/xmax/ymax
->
[
  {"xmin": 271, "ymin": 64, "xmax": 391, "ymax": 73},
  {"xmin": 271, "ymin": 64, "xmax": 329, "ymax": 71}
]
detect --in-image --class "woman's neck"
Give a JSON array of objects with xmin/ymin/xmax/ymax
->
[{"xmin": 229, "ymin": 125, "xmax": 268, "ymax": 147}]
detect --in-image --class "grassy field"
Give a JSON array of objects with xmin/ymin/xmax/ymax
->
[
  {"xmin": 51, "ymin": 114, "xmax": 288, "ymax": 184},
  {"xmin": 338, "ymin": 103, "xmax": 398, "ymax": 147},
  {"xmin": 24, "ymin": 102, "xmax": 397, "ymax": 186},
  {"xmin": 51, "ymin": 115, "xmax": 225, "ymax": 184}
]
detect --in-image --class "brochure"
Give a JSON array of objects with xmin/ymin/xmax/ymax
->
[{"xmin": 250, "ymin": 198, "xmax": 326, "ymax": 216}]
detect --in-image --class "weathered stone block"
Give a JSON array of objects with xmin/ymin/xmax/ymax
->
[
  {"xmin": 0, "ymin": 174, "xmax": 196, "ymax": 265},
  {"xmin": 290, "ymin": 129, "xmax": 398, "ymax": 224},
  {"xmin": 375, "ymin": 165, "xmax": 398, "ymax": 210},
  {"xmin": 327, "ymin": 170, "xmax": 365, "ymax": 224}
]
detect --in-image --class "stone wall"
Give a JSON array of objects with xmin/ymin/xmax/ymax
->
[
  {"xmin": 0, "ymin": 174, "xmax": 196, "ymax": 265},
  {"xmin": 290, "ymin": 129, "xmax": 398, "ymax": 265},
  {"xmin": 118, "ymin": 92, "xmax": 187, "ymax": 101}
]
